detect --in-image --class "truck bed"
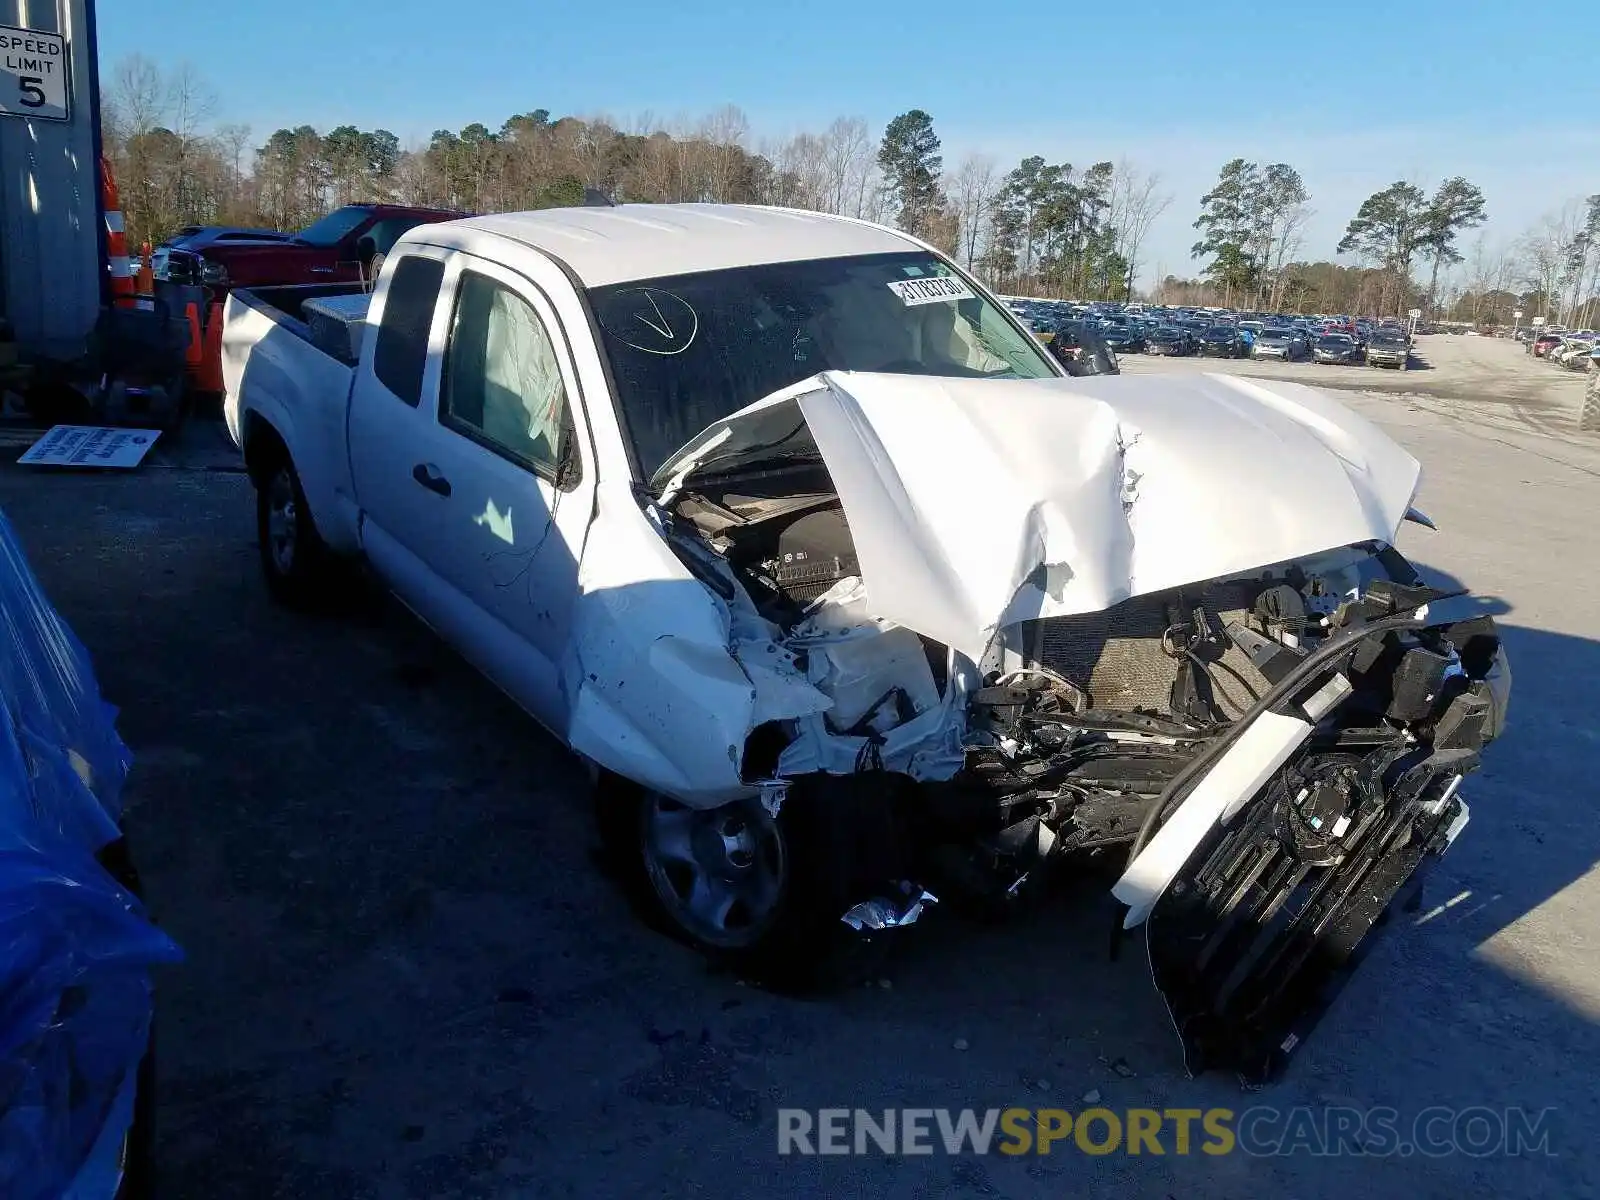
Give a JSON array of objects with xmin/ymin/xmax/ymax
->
[{"xmin": 231, "ymin": 283, "xmax": 372, "ymax": 366}]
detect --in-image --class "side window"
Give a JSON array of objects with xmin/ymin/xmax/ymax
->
[
  {"xmin": 362, "ymin": 218, "xmax": 418, "ymax": 257},
  {"xmin": 442, "ymin": 270, "xmax": 577, "ymax": 485},
  {"xmin": 373, "ymin": 255, "xmax": 445, "ymax": 406}
]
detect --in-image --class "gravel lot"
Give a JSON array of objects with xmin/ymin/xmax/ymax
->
[
  {"xmin": 1123, "ymin": 331, "xmax": 1595, "ymax": 442},
  {"xmin": 3, "ymin": 334, "xmax": 1598, "ymax": 1199}
]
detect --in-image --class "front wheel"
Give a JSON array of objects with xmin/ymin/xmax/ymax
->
[
  {"xmin": 596, "ymin": 774, "xmax": 866, "ymax": 987},
  {"xmin": 256, "ymin": 458, "xmax": 336, "ymax": 609}
]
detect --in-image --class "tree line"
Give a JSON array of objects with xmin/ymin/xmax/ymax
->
[
  {"xmin": 97, "ymin": 57, "xmax": 1171, "ymax": 303},
  {"xmin": 1165, "ymin": 162, "xmax": 1598, "ymax": 325},
  {"xmin": 102, "ymin": 55, "xmax": 1598, "ymax": 323}
]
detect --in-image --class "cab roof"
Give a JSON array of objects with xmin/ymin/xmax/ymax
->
[{"xmin": 435, "ymin": 203, "xmax": 921, "ymax": 287}]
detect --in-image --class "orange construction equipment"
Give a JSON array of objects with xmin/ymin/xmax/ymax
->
[
  {"xmin": 197, "ymin": 301, "xmax": 226, "ymax": 393},
  {"xmin": 136, "ymin": 240, "xmax": 156, "ymax": 303},
  {"xmin": 100, "ymin": 156, "xmax": 138, "ymax": 309},
  {"xmin": 183, "ymin": 302, "xmax": 204, "ymax": 372}
]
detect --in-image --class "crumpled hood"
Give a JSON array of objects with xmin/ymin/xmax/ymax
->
[{"xmin": 661, "ymin": 370, "xmax": 1421, "ymax": 662}]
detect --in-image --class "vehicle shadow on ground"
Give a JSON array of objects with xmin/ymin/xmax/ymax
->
[
  {"xmin": 215, "ymin": 564, "xmax": 1600, "ymax": 1197},
  {"xmin": 1, "ymin": 470, "xmax": 1595, "ymax": 1200}
]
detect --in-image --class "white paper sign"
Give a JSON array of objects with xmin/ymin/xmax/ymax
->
[
  {"xmin": 18, "ymin": 426, "xmax": 161, "ymax": 469},
  {"xmin": 887, "ymin": 276, "xmax": 975, "ymax": 307},
  {"xmin": 0, "ymin": 24, "xmax": 69, "ymax": 122}
]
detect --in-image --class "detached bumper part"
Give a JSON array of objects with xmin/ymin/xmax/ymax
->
[
  {"xmin": 1118, "ymin": 589, "xmax": 1503, "ymax": 1084},
  {"xmin": 1147, "ymin": 756, "xmax": 1468, "ymax": 1084}
]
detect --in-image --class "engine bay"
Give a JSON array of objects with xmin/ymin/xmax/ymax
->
[{"xmin": 671, "ymin": 467, "xmax": 859, "ymax": 625}]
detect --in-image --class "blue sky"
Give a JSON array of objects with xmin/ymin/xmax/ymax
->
[{"xmin": 96, "ymin": 0, "xmax": 1599, "ymax": 283}]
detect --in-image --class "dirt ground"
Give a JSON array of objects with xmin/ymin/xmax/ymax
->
[
  {"xmin": 1124, "ymin": 331, "xmax": 1595, "ymax": 442},
  {"xmin": 3, "ymin": 334, "xmax": 1598, "ymax": 1199}
]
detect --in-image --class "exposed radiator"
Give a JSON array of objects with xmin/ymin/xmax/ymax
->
[{"xmin": 1015, "ymin": 581, "xmax": 1270, "ymax": 716}]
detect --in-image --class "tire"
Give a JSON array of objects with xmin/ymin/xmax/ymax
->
[
  {"xmin": 595, "ymin": 772, "xmax": 890, "ymax": 990},
  {"xmin": 255, "ymin": 455, "xmax": 337, "ymax": 609}
]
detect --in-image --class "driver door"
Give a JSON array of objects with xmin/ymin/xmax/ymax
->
[
  {"xmin": 422, "ymin": 253, "xmax": 597, "ymax": 729},
  {"xmin": 350, "ymin": 249, "xmax": 597, "ymax": 733}
]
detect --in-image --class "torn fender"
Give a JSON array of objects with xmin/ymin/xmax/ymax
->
[
  {"xmin": 561, "ymin": 497, "xmax": 830, "ymax": 808},
  {"xmin": 657, "ymin": 371, "xmax": 1422, "ymax": 664}
]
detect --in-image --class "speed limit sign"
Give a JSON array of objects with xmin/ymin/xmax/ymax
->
[{"xmin": 0, "ymin": 24, "xmax": 69, "ymax": 122}]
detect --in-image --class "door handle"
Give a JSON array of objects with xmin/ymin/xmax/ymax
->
[{"xmin": 412, "ymin": 463, "xmax": 452, "ymax": 497}]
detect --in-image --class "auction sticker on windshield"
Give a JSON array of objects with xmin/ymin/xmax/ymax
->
[
  {"xmin": 0, "ymin": 24, "xmax": 69, "ymax": 122},
  {"xmin": 888, "ymin": 276, "xmax": 975, "ymax": 306}
]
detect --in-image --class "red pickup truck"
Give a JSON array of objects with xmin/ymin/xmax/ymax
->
[{"xmin": 153, "ymin": 203, "xmax": 465, "ymax": 291}]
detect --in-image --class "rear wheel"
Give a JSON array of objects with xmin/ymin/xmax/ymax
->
[{"xmin": 255, "ymin": 457, "xmax": 336, "ymax": 609}]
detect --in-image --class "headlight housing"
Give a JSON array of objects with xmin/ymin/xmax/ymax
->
[{"xmin": 199, "ymin": 259, "xmax": 229, "ymax": 288}]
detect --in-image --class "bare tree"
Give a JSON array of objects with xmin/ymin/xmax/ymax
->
[
  {"xmin": 1461, "ymin": 233, "xmax": 1495, "ymax": 324},
  {"xmin": 764, "ymin": 131, "xmax": 829, "ymax": 208},
  {"xmin": 949, "ymin": 154, "xmax": 997, "ymax": 271},
  {"xmin": 1107, "ymin": 160, "xmax": 1173, "ymax": 300},
  {"xmin": 851, "ymin": 160, "xmax": 883, "ymax": 221},
  {"xmin": 701, "ymin": 104, "xmax": 751, "ymax": 203},
  {"xmin": 107, "ymin": 54, "xmax": 171, "ymax": 138},
  {"xmin": 216, "ymin": 123, "xmax": 251, "ymax": 193},
  {"xmin": 168, "ymin": 63, "xmax": 216, "ymax": 141},
  {"xmin": 167, "ymin": 64, "xmax": 217, "ymax": 220},
  {"xmin": 818, "ymin": 117, "xmax": 871, "ymax": 216},
  {"xmin": 1517, "ymin": 203, "xmax": 1584, "ymax": 322},
  {"xmin": 1266, "ymin": 204, "xmax": 1311, "ymax": 311}
]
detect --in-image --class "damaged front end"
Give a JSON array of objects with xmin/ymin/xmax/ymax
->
[
  {"xmin": 1107, "ymin": 568, "xmax": 1507, "ymax": 1082},
  {"xmin": 639, "ymin": 370, "xmax": 1509, "ymax": 1081}
]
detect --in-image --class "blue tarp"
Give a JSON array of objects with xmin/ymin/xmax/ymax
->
[{"xmin": 0, "ymin": 509, "xmax": 182, "ymax": 1200}]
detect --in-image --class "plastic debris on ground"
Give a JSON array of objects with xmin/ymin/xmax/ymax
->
[{"xmin": 0, "ymin": 507, "xmax": 182, "ymax": 1200}]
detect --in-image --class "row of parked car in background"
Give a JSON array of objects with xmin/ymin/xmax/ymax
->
[
  {"xmin": 1003, "ymin": 298, "xmax": 1416, "ymax": 371},
  {"xmin": 1520, "ymin": 325, "xmax": 1600, "ymax": 373}
]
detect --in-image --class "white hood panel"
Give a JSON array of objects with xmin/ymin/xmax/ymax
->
[{"xmin": 672, "ymin": 371, "xmax": 1422, "ymax": 663}]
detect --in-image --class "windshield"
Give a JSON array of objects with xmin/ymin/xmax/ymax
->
[
  {"xmin": 296, "ymin": 206, "xmax": 371, "ymax": 247},
  {"xmin": 588, "ymin": 252, "xmax": 1057, "ymax": 480},
  {"xmin": 1319, "ymin": 336, "xmax": 1351, "ymax": 347}
]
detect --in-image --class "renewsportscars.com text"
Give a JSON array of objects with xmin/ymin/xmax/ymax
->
[{"xmin": 777, "ymin": 1106, "xmax": 1555, "ymax": 1158}]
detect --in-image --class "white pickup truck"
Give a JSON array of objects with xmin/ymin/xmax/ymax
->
[{"xmin": 223, "ymin": 203, "xmax": 1510, "ymax": 1082}]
